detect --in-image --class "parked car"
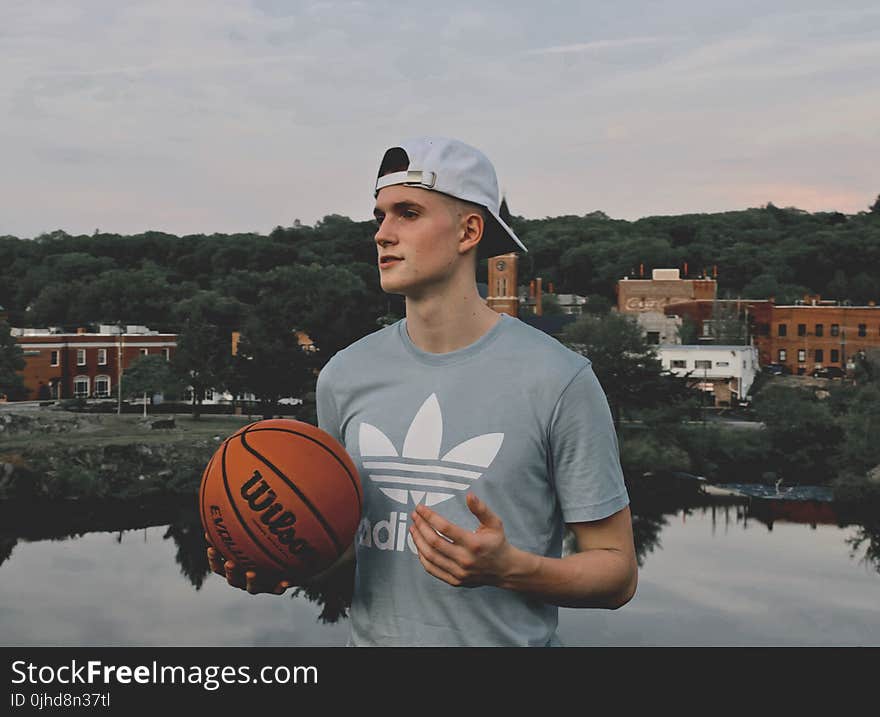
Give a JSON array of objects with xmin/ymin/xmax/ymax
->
[
  {"xmin": 811, "ymin": 366, "xmax": 845, "ymax": 379},
  {"xmin": 763, "ymin": 363, "xmax": 789, "ymax": 375}
]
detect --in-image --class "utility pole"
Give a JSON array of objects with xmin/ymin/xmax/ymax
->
[{"xmin": 117, "ymin": 322, "xmax": 124, "ymax": 416}]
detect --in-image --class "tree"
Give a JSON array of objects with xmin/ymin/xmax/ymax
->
[
  {"xmin": 0, "ymin": 322, "xmax": 26, "ymax": 400},
  {"xmin": 706, "ymin": 299, "xmax": 747, "ymax": 344},
  {"xmin": 869, "ymin": 194, "xmax": 880, "ymax": 215},
  {"xmin": 541, "ymin": 294, "xmax": 564, "ymax": 316},
  {"xmin": 752, "ymin": 384, "xmax": 843, "ymax": 484},
  {"xmin": 123, "ymin": 354, "xmax": 180, "ymax": 416},
  {"xmin": 171, "ymin": 292, "xmax": 243, "ymax": 420},
  {"xmin": 233, "ymin": 310, "xmax": 315, "ymax": 420},
  {"xmin": 560, "ymin": 312, "xmax": 690, "ymax": 425}
]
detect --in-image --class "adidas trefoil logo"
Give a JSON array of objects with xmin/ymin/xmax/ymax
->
[{"xmin": 358, "ymin": 393, "xmax": 504, "ymax": 507}]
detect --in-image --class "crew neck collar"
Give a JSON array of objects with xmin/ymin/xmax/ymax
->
[{"xmin": 398, "ymin": 313, "xmax": 509, "ymax": 366}]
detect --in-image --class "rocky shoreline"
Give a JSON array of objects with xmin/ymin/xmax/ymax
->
[{"xmin": 0, "ymin": 409, "xmax": 249, "ymax": 502}]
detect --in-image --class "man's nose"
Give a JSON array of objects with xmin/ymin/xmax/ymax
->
[{"xmin": 375, "ymin": 218, "xmax": 396, "ymax": 248}]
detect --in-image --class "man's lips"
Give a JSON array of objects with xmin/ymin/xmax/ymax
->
[{"xmin": 379, "ymin": 256, "xmax": 403, "ymax": 268}]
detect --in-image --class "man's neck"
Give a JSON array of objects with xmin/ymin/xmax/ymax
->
[{"xmin": 404, "ymin": 282, "xmax": 502, "ymax": 354}]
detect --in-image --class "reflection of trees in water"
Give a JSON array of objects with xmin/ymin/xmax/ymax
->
[
  {"xmin": 843, "ymin": 517, "xmax": 880, "ymax": 575},
  {"xmin": 163, "ymin": 519, "xmax": 212, "ymax": 590},
  {"xmin": 0, "ymin": 537, "xmax": 17, "ymax": 567},
  {"xmin": 290, "ymin": 563, "xmax": 354, "ymax": 624},
  {"xmin": 630, "ymin": 513, "xmax": 668, "ymax": 568}
]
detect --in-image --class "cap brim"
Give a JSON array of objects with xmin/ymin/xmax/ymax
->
[{"xmin": 478, "ymin": 210, "xmax": 528, "ymax": 259}]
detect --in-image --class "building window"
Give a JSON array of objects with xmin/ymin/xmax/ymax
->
[
  {"xmin": 646, "ymin": 331, "xmax": 660, "ymax": 345},
  {"xmin": 831, "ymin": 349, "xmax": 839, "ymax": 363},
  {"xmin": 778, "ymin": 349, "xmax": 787, "ymax": 362},
  {"xmin": 98, "ymin": 348, "xmax": 107, "ymax": 365},
  {"xmin": 701, "ymin": 321, "xmax": 712, "ymax": 337},
  {"xmin": 695, "ymin": 360, "xmax": 712, "ymax": 370},
  {"xmin": 671, "ymin": 360, "xmax": 687, "ymax": 369},
  {"xmin": 205, "ymin": 389, "xmax": 214, "ymax": 400},
  {"xmin": 715, "ymin": 361, "xmax": 730, "ymax": 367},
  {"xmin": 831, "ymin": 324, "xmax": 839, "ymax": 337},
  {"xmin": 858, "ymin": 324, "xmax": 867, "ymax": 337},
  {"xmin": 76, "ymin": 349, "xmax": 86, "ymax": 366},
  {"xmin": 50, "ymin": 350, "xmax": 59, "ymax": 367},
  {"xmin": 798, "ymin": 324, "xmax": 806, "ymax": 336},
  {"xmin": 778, "ymin": 324, "xmax": 787, "ymax": 337},
  {"xmin": 163, "ymin": 348, "xmax": 171, "ymax": 361},
  {"xmin": 815, "ymin": 349, "xmax": 824, "ymax": 363},
  {"xmin": 94, "ymin": 376, "xmax": 110, "ymax": 398},
  {"xmin": 815, "ymin": 324, "xmax": 823, "ymax": 337},
  {"xmin": 73, "ymin": 376, "xmax": 89, "ymax": 398},
  {"xmin": 140, "ymin": 348, "xmax": 149, "ymax": 356},
  {"xmin": 798, "ymin": 349, "xmax": 806, "ymax": 362}
]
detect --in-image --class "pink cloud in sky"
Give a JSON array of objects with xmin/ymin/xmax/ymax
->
[{"xmin": 722, "ymin": 182, "xmax": 871, "ymax": 215}]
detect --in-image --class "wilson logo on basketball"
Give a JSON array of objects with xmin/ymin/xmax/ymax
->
[
  {"xmin": 358, "ymin": 393, "xmax": 504, "ymax": 507},
  {"xmin": 240, "ymin": 470, "xmax": 321, "ymax": 568}
]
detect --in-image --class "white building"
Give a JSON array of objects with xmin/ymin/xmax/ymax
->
[{"xmin": 657, "ymin": 344, "xmax": 759, "ymax": 406}]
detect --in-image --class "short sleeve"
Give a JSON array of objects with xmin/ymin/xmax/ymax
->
[
  {"xmin": 316, "ymin": 362, "xmax": 343, "ymax": 444},
  {"xmin": 548, "ymin": 362, "xmax": 629, "ymax": 523}
]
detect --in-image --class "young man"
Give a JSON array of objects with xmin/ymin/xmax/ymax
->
[{"xmin": 209, "ymin": 136, "xmax": 637, "ymax": 646}]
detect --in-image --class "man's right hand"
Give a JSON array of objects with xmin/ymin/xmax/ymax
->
[{"xmin": 206, "ymin": 535, "xmax": 293, "ymax": 595}]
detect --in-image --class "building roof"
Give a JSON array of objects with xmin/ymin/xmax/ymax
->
[{"xmin": 658, "ymin": 344, "xmax": 755, "ymax": 351}]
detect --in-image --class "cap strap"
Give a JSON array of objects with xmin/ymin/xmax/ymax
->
[{"xmin": 375, "ymin": 169, "xmax": 437, "ymax": 193}]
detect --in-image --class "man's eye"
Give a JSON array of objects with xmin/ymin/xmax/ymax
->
[{"xmin": 402, "ymin": 210, "xmax": 417, "ymax": 219}]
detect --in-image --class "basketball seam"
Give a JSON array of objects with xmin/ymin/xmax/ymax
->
[
  {"xmin": 239, "ymin": 428, "xmax": 345, "ymax": 555},
  {"xmin": 242, "ymin": 427, "xmax": 363, "ymax": 512},
  {"xmin": 220, "ymin": 429, "xmax": 293, "ymax": 572}
]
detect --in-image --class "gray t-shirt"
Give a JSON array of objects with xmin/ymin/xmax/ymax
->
[{"xmin": 316, "ymin": 313, "xmax": 629, "ymax": 646}]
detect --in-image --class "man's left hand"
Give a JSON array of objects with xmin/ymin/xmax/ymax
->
[{"xmin": 409, "ymin": 493, "xmax": 525, "ymax": 588}]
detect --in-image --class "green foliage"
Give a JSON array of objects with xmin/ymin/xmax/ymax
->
[
  {"xmin": 838, "ymin": 383, "xmax": 880, "ymax": 476},
  {"xmin": 752, "ymin": 384, "xmax": 843, "ymax": 483},
  {"xmin": 561, "ymin": 312, "xmax": 695, "ymax": 425},
  {"xmin": 541, "ymin": 294, "xmax": 564, "ymax": 316},
  {"xmin": 0, "ymin": 321, "xmax": 26, "ymax": 400},
  {"xmin": 123, "ymin": 355, "xmax": 180, "ymax": 403}
]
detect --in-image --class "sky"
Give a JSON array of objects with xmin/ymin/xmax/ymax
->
[{"xmin": 2, "ymin": 0, "xmax": 879, "ymax": 239}]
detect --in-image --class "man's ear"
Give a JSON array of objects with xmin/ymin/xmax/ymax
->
[{"xmin": 458, "ymin": 211, "xmax": 484, "ymax": 255}]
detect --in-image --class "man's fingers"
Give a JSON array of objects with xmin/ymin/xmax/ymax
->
[
  {"xmin": 466, "ymin": 492, "xmax": 503, "ymax": 530},
  {"xmin": 408, "ymin": 522, "xmax": 465, "ymax": 578},
  {"xmin": 207, "ymin": 547, "xmax": 225, "ymax": 575},
  {"xmin": 411, "ymin": 511, "xmax": 470, "ymax": 562},
  {"xmin": 413, "ymin": 504, "xmax": 470, "ymax": 545}
]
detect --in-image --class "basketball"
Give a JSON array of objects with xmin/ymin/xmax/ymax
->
[{"xmin": 199, "ymin": 418, "xmax": 362, "ymax": 582}]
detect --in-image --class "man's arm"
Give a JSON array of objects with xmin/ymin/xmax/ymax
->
[{"xmin": 409, "ymin": 494, "xmax": 638, "ymax": 609}]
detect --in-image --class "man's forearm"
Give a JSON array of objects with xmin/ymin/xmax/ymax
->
[{"xmin": 498, "ymin": 546, "xmax": 637, "ymax": 609}]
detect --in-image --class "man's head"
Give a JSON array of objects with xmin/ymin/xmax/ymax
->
[{"xmin": 372, "ymin": 136, "xmax": 526, "ymax": 297}]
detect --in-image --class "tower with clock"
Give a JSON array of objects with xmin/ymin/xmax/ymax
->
[{"xmin": 486, "ymin": 252, "xmax": 519, "ymax": 317}]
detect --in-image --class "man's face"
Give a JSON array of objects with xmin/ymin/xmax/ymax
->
[{"xmin": 373, "ymin": 184, "xmax": 464, "ymax": 297}]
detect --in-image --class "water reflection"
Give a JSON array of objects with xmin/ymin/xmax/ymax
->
[{"xmin": 1, "ymin": 477, "xmax": 878, "ymax": 646}]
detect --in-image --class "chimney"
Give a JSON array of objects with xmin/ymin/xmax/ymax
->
[
  {"xmin": 535, "ymin": 278, "xmax": 543, "ymax": 316},
  {"xmin": 77, "ymin": 327, "xmax": 86, "ymax": 334},
  {"xmin": 548, "ymin": 282, "xmax": 555, "ymax": 294},
  {"xmin": 712, "ymin": 265, "xmax": 718, "ymax": 278},
  {"xmin": 683, "ymin": 261, "xmax": 688, "ymax": 277},
  {"xmin": 529, "ymin": 279, "xmax": 535, "ymax": 298},
  {"xmin": 639, "ymin": 263, "xmax": 645, "ymax": 278}
]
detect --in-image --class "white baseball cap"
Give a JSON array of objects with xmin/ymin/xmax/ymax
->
[{"xmin": 374, "ymin": 136, "xmax": 528, "ymax": 258}]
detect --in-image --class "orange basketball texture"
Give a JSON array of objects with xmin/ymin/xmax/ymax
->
[{"xmin": 200, "ymin": 419, "xmax": 362, "ymax": 579}]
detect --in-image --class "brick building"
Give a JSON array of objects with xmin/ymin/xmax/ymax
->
[
  {"xmin": 12, "ymin": 325, "xmax": 177, "ymax": 401},
  {"xmin": 616, "ymin": 268, "xmax": 716, "ymax": 314},
  {"xmin": 748, "ymin": 297, "xmax": 880, "ymax": 374},
  {"xmin": 665, "ymin": 296, "xmax": 880, "ymax": 375}
]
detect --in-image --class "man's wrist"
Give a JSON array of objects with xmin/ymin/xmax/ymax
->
[{"xmin": 499, "ymin": 546, "xmax": 542, "ymax": 592}]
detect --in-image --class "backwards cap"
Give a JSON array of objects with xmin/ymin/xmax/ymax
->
[{"xmin": 374, "ymin": 136, "xmax": 527, "ymax": 259}]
